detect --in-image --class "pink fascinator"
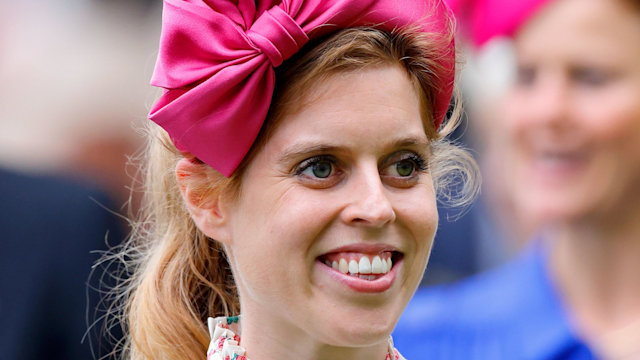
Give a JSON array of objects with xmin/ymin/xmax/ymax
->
[
  {"xmin": 445, "ymin": 0, "xmax": 553, "ymax": 47},
  {"xmin": 149, "ymin": 0, "xmax": 456, "ymax": 176}
]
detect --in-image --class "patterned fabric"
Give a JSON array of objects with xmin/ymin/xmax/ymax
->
[{"xmin": 206, "ymin": 316, "xmax": 406, "ymax": 360}]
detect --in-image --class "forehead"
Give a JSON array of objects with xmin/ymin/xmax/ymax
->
[
  {"xmin": 265, "ymin": 65, "xmax": 428, "ymax": 152},
  {"xmin": 515, "ymin": 0, "xmax": 640, "ymax": 63}
]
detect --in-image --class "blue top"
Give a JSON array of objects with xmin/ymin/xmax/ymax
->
[{"xmin": 393, "ymin": 244, "xmax": 597, "ymax": 359}]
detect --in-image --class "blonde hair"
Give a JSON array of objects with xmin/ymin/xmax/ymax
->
[{"xmin": 100, "ymin": 26, "xmax": 479, "ymax": 360}]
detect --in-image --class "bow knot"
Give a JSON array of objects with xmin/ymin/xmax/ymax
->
[
  {"xmin": 149, "ymin": 0, "xmax": 455, "ymax": 177},
  {"xmin": 247, "ymin": 6, "xmax": 308, "ymax": 67}
]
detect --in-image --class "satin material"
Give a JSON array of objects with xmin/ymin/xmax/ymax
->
[
  {"xmin": 444, "ymin": 0, "xmax": 553, "ymax": 46},
  {"xmin": 149, "ymin": 0, "xmax": 455, "ymax": 176}
]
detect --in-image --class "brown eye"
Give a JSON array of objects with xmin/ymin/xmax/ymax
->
[{"xmin": 515, "ymin": 64, "xmax": 536, "ymax": 87}]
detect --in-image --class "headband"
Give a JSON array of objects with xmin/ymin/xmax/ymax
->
[
  {"xmin": 444, "ymin": 0, "xmax": 553, "ymax": 47},
  {"xmin": 149, "ymin": 0, "xmax": 455, "ymax": 177}
]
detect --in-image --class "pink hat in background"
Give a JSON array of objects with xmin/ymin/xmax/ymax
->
[
  {"xmin": 445, "ymin": 0, "xmax": 554, "ymax": 47},
  {"xmin": 148, "ymin": 0, "xmax": 456, "ymax": 177}
]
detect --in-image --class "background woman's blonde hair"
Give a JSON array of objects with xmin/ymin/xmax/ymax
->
[{"xmin": 99, "ymin": 25, "xmax": 479, "ymax": 360}]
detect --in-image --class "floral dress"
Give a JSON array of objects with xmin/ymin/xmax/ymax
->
[{"xmin": 206, "ymin": 316, "xmax": 405, "ymax": 360}]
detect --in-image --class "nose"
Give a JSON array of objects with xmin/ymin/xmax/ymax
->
[
  {"xmin": 507, "ymin": 70, "xmax": 569, "ymax": 131},
  {"xmin": 340, "ymin": 165, "xmax": 396, "ymax": 228}
]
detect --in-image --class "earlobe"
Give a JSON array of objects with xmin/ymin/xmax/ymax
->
[{"xmin": 175, "ymin": 157, "xmax": 233, "ymax": 244}]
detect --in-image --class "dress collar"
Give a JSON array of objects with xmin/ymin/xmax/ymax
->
[{"xmin": 206, "ymin": 316, "xmax": 404, "ymax": 360}]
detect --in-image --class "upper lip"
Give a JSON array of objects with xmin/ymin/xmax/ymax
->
[
  {"xmin": 526, "ymin": 139, "xmax": 589, "ymax": 157},
  {"xmin": 318, "ymin": 243, "xmax": 401, "ymax": 256}
]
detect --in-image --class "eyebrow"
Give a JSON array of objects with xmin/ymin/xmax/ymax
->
[
  {"xmin": 277, "ymin": 135, "xmax": 430, "ymax": 165},
  {"xmin": 278, "ymin": 143, "xmax": 341, "ymax": 165},
  {"xmin": 388, "ymin": 136, "xmax": 430, "ymax": 150}
]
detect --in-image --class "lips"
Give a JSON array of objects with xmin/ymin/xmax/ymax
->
[
  {"xmin": 321, "ymin": 252, "xmax": 393, "ymax": 280},
  {"xmin": 316, "ymin": 245, "xmax": 403, "ymax": 293},
  {"xmin": 526, "ymin": 148, "xmax": 589, "ymax": 181}
]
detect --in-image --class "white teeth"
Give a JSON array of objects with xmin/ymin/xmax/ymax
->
[
  {"xmin": 371, "ymin": 256, "xmax": 383, "ymax": 274},
  {"xmin": 348, "ymin": 260, "xmax": 359, "ymax": 274},
  {"xmin": 324, "ymin": 254, "xmax": 394, "ymax": 276},
  {"xmin": 339, "ymin": 258, "xmax": 349, "ymax": 274},
  {"xmin": 358, "ymin": 257, "xmax": 372, "ymax": 274}
]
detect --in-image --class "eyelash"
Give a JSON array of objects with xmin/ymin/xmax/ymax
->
[
  {"xmin": 403, "ymin": 154, "xmax": 427, "ymax": 172},
  {"xmin": 293, "ymin": 152, "xmax": 428, "ymax": 184},
  {"xmin": 294, "ymin": 155, "xmax": 336, "ymax": 176}
]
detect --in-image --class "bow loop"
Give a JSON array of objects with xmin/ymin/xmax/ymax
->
[
  {"xmin": 246, "ymin": 6, "xmax": 309, "ymax": 67},
  {"xmin": 149, "ymin": 0, "xmax": 456, "ymax": 177}
]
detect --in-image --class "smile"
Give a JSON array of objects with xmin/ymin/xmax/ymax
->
[
  {"xmin": 321, "ymin": 252, "xmax": 393, "ymax": 280},
  {"xmin": 316, "ymin": 248, "xmax": 403, "ymax": 293}
]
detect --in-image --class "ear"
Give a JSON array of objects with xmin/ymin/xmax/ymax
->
[{"xmin": 175, "ymin": 157, "xmax": 233, "ymax": 244}]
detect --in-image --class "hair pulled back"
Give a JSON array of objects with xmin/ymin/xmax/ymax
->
[{"xmin": 100, "ymin": 25, "xmax": 478, "ymax": 360}]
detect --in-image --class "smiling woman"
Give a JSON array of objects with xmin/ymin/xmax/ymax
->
[
  {"xmin": 394, "ymin": 0, "xmax": 640, "ymax": 358},
  {"xmin": 103, "ymin": 1, "xmax": 478, "ymax": 359}
]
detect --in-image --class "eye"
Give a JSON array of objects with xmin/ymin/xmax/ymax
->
[
  {"xmin": 294, "ymin": 155, "xmax": 343, "ymax": 188},
  {"xmin": 394, "ymin": 159, "xmax": 416, "ymax": 177},
  {"xmin": 381, "ymin": 152, "xmax": 428, "ymax": 187},
  {"xmin": 515, "ymin": 64, "xmax": 536, "ymax": 87},
  {"xmin": 301, "ymin": 159, "xmax": 333, "ymax": 178},
  {"xmin": 571, "ymin": 67, "xmax": 611, "ymax": 87}
]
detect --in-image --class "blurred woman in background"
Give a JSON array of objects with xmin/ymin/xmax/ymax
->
[{"xmin": 394, "ymin": 0, "xmax": 640, "ymax": 358}]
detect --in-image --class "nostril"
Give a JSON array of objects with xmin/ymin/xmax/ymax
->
[
  {"xmin": 341, "ymin": 170, "xmax": 396, "ymax": 226},
  {"xmin": 343, "ymin": 200, "xmax": 396, "ymax": 227}
]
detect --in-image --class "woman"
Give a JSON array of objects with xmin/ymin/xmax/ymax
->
[
  {"xmin": 104, "ymin": 0, "xmax": 477, "ymax": 359},
  {"xmin": 394, "ymin": 0, "xmax": 640, "ymax": 358}
]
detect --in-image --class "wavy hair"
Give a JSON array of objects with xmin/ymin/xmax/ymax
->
[{"xmin": 98, "ymin": 25, "xmax": 479, "ymax": 360}]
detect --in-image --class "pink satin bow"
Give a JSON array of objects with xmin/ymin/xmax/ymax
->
[
  {"xmin": 445, "ymin": 0, "xmax": 553, "ymax": 47},
  {"xmin": 149, "ymin": 0, "xmax": 455, "ymax": 177}
]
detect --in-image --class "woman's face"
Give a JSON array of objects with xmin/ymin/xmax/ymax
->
[
  {"xmin": 224, "ymin": 65, "xmax": 437, "ymax": 347},
  {"xmin": 502, "ymin": 0, "xmax": 640, "ymax": 224}
]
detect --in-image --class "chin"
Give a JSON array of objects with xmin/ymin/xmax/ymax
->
[
  {"xmin": 328, "ymin": 322, "xmax": 394, "ymax": 347},
  {"xmin": 518, "ymin": 194, "xmax": 599, "ymax": 226},
  {"xmin": 313, "ymin": 306, "xmax": 398, "ymax": 347}
]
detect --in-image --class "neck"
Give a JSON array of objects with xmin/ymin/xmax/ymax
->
[
  {"xmin": 548, "ymin": 208, "xmax": 640, "ymax": 341},
  {"xmin": 238, "ymin": 302, "xmax": 391, "ymax": 360}
]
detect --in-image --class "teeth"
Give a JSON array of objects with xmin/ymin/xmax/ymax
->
[
  {"xmin": 324, "ymin": 253, "xmax": 394, "ymax": 277},
  {"xmin": 358, "ymin": 257, "xmax": 372, "ymax": 274},
  {"xmin": 348, "ymin": 260, "xmax": 359, "ymax": 274},
  {"xmin": 339, "ymin": 258, "xmax": 348, "ymax": 274},
  {"xmin": 371, "ymin": 256, "xmax": 383, "ymax": 274}
]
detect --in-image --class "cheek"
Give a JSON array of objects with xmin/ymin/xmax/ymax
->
[
  {"xmin": 395, "ymin": 184, "xmax": 439, "ymax": 249},
  {"xmin": 575, "ymin": 94, "xmax": 640, "ymax": 152},
  {"xmin": 500, "ymin": 93, "xmax": 533, "ymax": 140},
  {"xmin": 229, "ymin": 185, "xmax": 338, "ymax": 268}
]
